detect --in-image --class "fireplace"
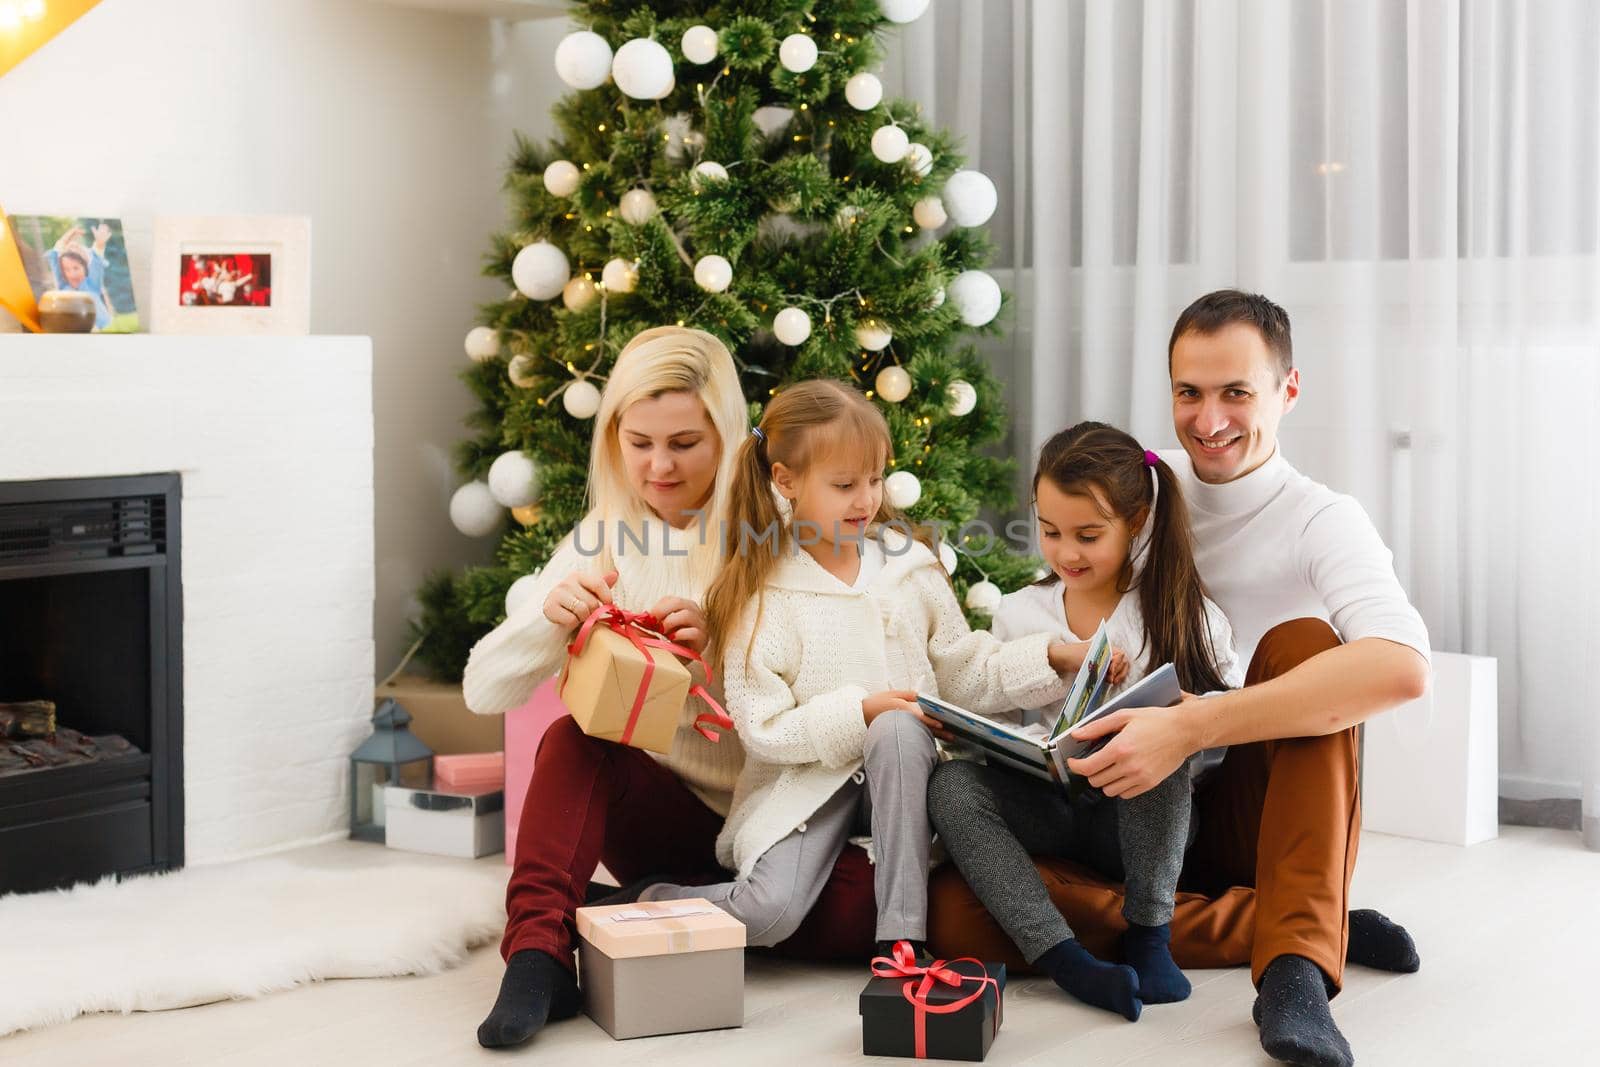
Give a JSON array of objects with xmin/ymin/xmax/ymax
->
[{"xmin": 0, "ymin": 474, "xmax": 183, "ymax": 896}]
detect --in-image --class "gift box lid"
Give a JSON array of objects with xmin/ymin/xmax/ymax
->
[
  {"xmin": 433, "ymin": 752, "xmax": 504, "ymax": 773},
  {"xmin": 383, "ymin": 784, "xmax": 504, "ymax": 815},
  {"xmin": 576, "ymin": 898, "xmax": 746, "ymax": 959},
  {"xmin": 859, "ymin": 958, "xmax": 1007, "ymax": 1011}
]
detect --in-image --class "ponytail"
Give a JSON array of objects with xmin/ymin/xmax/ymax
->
[
  {"xmin": 704, "ymin": 430, "xmax": 786, "ymax": 669},
  {"xmin": 1137, "ymin": 458, "xmax": 1229, "ymax": 694}
]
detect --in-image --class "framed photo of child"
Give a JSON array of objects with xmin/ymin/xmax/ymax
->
[
  {"xmin": 4, "ymin": 214, "xmax": 140, "ymax": 333},
  {"xmin": 150, "ymin": 216, "xmax": 310, "ymax": 335}
]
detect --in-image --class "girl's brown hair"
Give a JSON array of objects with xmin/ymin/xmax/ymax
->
[{"xmin": 1033, "ymin": 421, "xmax": 1229, "ymax": 694}]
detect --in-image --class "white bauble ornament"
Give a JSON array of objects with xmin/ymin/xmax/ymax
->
[
  {"xmin": 487, "ymin": 450, "xmax": 541, "ymax": 508},
  {"xmin": 904, "ymin": 142, "xmax": 933, "ymax": 177},
  {"xmin": 836, "ymin": 204, "xmax": 864, "ymax": 227},
  {"xmin": 1033, "ymin": 566, "xmax": 1050, "ymax": 581},
  {"xmin": 449, "ymin": 481, "xmax": 502, "ymax": 537},
  {"xmin": 612, "ymin": 38, "xmax": 674, "ymax": 100},
  {"xmin": 871, "ymin": 125, "xmax": 910, "ymax": 164},
  {"xmin": 879, "ymin": 0, "xmax": 932, "ymax": 24},
  {"xmin": 965, "ymin": 579, "xmax": 1003, "ymax": 615},
  {"xmin": 855, "ymin": 319, "xmax": 893, "ymax": 351},
  {"xmin": 773, "ymin": 307, "xmax": 812, "ymax": 346},
  {"xmin": 694, "ymin": 254, "xmax": 733, "ymax": 293},
  {"xmin": 692, "ymin": 160, "xmax": 729, "ymax": 187},
  {"xmin": 943, "ymin": 169, "xmax": 999, "ymax": 227},
  {"xmin": 601, "ymin": 257, "xmax": 637, "ymax": 293},
  {"xmin": 948, "ymin": 270, "xmax": 1002, "ymax": 326},
  {"xmin": 875, "ymin": 365, "xmax": 912, "ymax": 403},
  {"xmin": 938, "ymin": 540, "xmax": 958, "ymax": 574},
  {"xmin": 681, "ymin": 24, "xmax": 718, "ymax": 65},
  {"xmin": 505, "ymin": 572, "xmax": 544, "ymax": 617},
  {"xmin": 845, "ymin": 71, "xmax": 883, "ymax": 111},
  {"xmin": 913, "ymin": 195, "xmax": 947, "ymax": 230},
  {"xmin": 464, "ymin": 325, "xmax": 499, "ymax": 362},
  {"xmin": 508, "ymin": 353, "xmax": 536, "ymax": 388},
  {"xmin": 778, "ymin": 33, "xmax": 818, "ymax": 73},
  {"xmin": 929, "ymin": 286, "xmax": 946, "ymax": 308},
  {"xmin": 885, "ymin": 469, "xmax": 922, "ymax": 509},
  {"xmin": 619, "ymin": 188, "xmax": 657, "ymax": 225},
  {"xmin": 563, "ymin": 378, "xmax": 602, "ymax": 419},
  {"xmin": 542, "ymin": 159, "xmax": 581, "ymax": 198},
  {"xmin": 562, "ymin": 275, "xmax": 598, "ymax": 311},
  {"xmin": 753, "ymin": 106, "xmax": 795, "ymax": 138},
  {"xmin": 512, "ymin": 241, "xmax": 570, "ymax": 301},
  {"xmin": 555, "ymin": 30, "xmax": 613, "ymax": 90},
  {"xmin": 945, "ymin": 379, "xmax": 978, "ymax": 416}
]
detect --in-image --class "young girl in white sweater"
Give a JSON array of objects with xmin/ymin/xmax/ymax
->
[{"xmin": 635, "ymin": 380, "xmax": 1091, "ymax": 958}]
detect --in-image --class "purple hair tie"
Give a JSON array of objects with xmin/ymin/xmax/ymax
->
[{"xmin": 1143, "ymin": 449, "xmax": 1159, "ymax": 468}]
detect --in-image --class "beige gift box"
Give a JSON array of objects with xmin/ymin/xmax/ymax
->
[{"xmin": 560, "ymin": 623, "xmax": 691, "ymax": 754}]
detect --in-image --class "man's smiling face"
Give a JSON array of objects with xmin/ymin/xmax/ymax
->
[{"xmin": 1170, "ymin": 321, "xmax": 1299, "ymax": 484}]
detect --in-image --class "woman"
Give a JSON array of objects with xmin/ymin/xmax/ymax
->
[{"xmin": 466, "ymin": 326, "xmax": 749, "ymax": 1049}]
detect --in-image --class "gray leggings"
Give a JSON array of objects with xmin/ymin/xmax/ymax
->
[
  {"xmin": 644, "ymin": 710, "xmax": 938, "ymax": 945},
  {"xmin": 927, "ymin": 757, "xmax": 1194, "ymax": 963}
]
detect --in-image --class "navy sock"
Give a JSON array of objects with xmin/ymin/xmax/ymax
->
[
  {"xmin": 1121, "ymin": 922, "xmax": 1191, "ymax": 1003},
  {"xmin": 1347, "ymin": 908, "xmax": 1420, "ymax": 972},
  {"xmin": 1253, "ymin": 955, "xmax": 1354, "ymax": 1067},
  {"xmin": 476, "ymin": 950, "xmax": 581, "ymax": 1049},
  {"xmin": 1038, "ymin": 937, "xmax": 1142, "ymax": 1021}
]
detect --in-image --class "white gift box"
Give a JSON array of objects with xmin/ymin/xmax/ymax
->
[
  {"xmin": 1362, "ymin": 651, "xmax": 1498, "ymax": 846},
  {"xmin": 383, "ymin": 785, "xmax": 505, "ymax": 858}
]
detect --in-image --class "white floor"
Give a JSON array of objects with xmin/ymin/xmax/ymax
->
[{"xmin": 4, "ymin": 827, "xmax": 1596, "ymax": 1066}]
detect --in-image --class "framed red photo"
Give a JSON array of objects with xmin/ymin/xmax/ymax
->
[{"xmin": 150, "ymin": 216, "xmax": 309, "ymax": 334}]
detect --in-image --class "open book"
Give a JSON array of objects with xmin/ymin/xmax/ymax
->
[{"xmin": 916, "ymin": 622, "xmax": 1182, "ymax": 786}]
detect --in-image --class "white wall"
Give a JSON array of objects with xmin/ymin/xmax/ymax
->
[{"xmin": 0, "ymin": 0, "xmax": 571, "ymax": 679}]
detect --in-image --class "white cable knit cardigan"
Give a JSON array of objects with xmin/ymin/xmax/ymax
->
[
  {"xmin": 460, "ymin": 515, "xmax": 745, "ymax": 817},
  {"xmin": 715, "ymin": 528, "xmax": 1075, "ymax": 879}
]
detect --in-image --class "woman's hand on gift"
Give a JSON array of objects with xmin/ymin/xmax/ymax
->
[
  {"xmin": 651, "ymin": 596, "xmax": 708, "ymax": 656},
  {"xmin": 543, "ymin": 569, "xmax": 618, "ymax": 630}
]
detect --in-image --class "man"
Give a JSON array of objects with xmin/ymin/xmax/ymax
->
[{"xmin": 1066, "ymin": 289, "xmax": 1431, "ymax": 1066}]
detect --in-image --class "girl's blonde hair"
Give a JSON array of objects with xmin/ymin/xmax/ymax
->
[{"xmin": 584, "ymin": 326, "xmax": 749, "ymax": 595}]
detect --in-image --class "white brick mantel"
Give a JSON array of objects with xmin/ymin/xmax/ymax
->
[{"xmin": 0, "ymin": 335, "xmax": 375, "ymax": 863}]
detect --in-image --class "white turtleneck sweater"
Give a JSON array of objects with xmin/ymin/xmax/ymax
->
[
  {"xmin": 1159, "ymin": 447, "xmax": 1431, "ymax": 668},
  {"xmin": 461, "ymin": 515, "xmax": 745, "ymax": 817}
]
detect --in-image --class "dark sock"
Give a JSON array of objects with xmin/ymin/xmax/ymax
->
[
  {"xmin": 1120, "ymin": 922, "xmax": 1191, "ymax": 1004},
  {"xmin": 875, "ymin": 938, "xmax": 930, "ymax": 962},
  {"xmin": 476, "ymin": 949, "xmax": 581, "ymax": 1049},
  {"xmin": 1038, "ymin": 937, "xmax": 1142, "ymax": 1021},
  {"xmin": 1253, "ymin": 955, "xmax": 1354, "ymax": 1067},
  {"xmin": 1346, "ymin": 908, "xmax": 1420, "ymax": 973},
  {"xmin": 583, "ymin": 880, "xmax": 618, "ymax": 905}
]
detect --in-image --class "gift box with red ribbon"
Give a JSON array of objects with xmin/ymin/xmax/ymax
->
[
  {"xmin": 859, "ymin": 943, "xmax": 1006, "ymax": 1061},
  {"xmin": 559, "ymin": 605, "xmax": 734, "ymax": 755}
]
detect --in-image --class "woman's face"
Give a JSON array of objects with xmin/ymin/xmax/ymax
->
[{"xmin": 617, "ymin": 390, "xmax": 721, "ymax": 526}]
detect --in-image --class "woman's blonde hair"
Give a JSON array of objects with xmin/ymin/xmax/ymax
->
[{"xmin": 584, "ymin": 326, "xmax": 748, "ymax": 595}]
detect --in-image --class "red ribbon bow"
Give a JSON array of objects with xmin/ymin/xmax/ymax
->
[
  {"xmin": 869, "ymin": 941, "xmax": 1003, "ymax": 1060},
  {"xmin": 562, "ymin": 604, "xmax": 734, "ymax": 746}
]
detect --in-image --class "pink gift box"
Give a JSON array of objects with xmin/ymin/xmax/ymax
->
[
  {"xmin": 433, "ymin": 751, "xmax": 505, "ymax": 793},
  {"xmin": 504, "ymin": 679, "xmax": 572, "ymax": 865}
]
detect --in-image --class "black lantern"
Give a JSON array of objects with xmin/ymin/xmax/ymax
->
[{"xmin": 349, "ymin": 698, "xmax": 434, "ymax": 843}]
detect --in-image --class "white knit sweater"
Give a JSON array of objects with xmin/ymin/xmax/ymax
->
[
  {"xmin": 715, "ymin": 528, "xmax": 1075, "ymax": 879},
  {"xmin": 460, "ymin": 515, "xmax": 745, "ymax": 816}
]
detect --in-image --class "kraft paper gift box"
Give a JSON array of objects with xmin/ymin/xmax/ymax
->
[
  {"xmin": 860, "ymin": 948, "xmax": 1006, "ymax": 1062},
  {"xmin": 374, "ymin": 673, "xmax": 503, "ymax": 756},
  {"xmin": 575, "ymin": 898, "xmax": 746, "ymax": 1040},
  {"xmin": 560, "ymin": 616, "xmax": 693, "ymax": 755},
  {"xmin": 383, "ymin": 784, "xmax": 505, "ymax": 858},
  {"xmin": 433, "ymin": 751, "xmax": 504, "ymax": 793}
]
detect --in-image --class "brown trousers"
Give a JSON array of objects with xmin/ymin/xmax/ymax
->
[{"xmin": 927, "ymin": 618, "xmax": 1358, "ymax": 990}]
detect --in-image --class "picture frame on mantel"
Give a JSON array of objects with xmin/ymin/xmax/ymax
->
[{"xmin": 150, "ymin": 215, "xmax": 310, "ymax": 335}]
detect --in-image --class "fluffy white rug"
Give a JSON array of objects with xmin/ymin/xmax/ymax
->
[{"xmin": 0, "ymin": 849, "xmax": 507, "ymax": 1036}]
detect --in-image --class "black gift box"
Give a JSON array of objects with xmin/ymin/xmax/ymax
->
[{"xmin": 859, "ymin": 957, "xmax": 1006, "ymax": 1061}]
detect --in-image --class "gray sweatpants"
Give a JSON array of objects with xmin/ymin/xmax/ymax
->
[
  {"xmin": 927, "ymin": 757, "xmax": 1194, "ymax": 963},
  {"xmin": 644, "ymin": 710, "xmax": 938, "ymax": 946}
]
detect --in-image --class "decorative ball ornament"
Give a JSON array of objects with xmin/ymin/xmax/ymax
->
[
  {"xmin": 612, "ymin": 38, "xmax": 675, "ymax": 100},
  {"xmin": 875, "ymin": 365, "xmax": 913, "ymax": 403},
  {"xmin": 601, "ymin": 257, "xmax": 638, "ymax": 293},
  {"xmin": 948, "ymin": 270, "xmax": 1003, "ymax": 326},
  {"xmin": 505, "ymin": 571, "xmax": 544, "ymax": 615},
  {"xmin": 694, "ymin": 254, "xmax": 733, "ymax": 293},
  {"xmin": 511, "ymin": 503, "xmax": 543, "ymax": 527},
  {"xmin": 555, "ymin": 30, "xmax": 614, "ymax": 90},
  {"xmin": 835, "ymin": 204, "xmax": 864, "ymax": 227},
  {"xmin": 912, "ymin": 195, "xmax": 947, "ymax": 230},
  {"xmin": 845, "ymin": 71, "xmax": 884, "ymax": 111},
  {"xmin": 773, "ymin": 307, "xmax": 812, "ymax": 346},
  {"xmin": 464, "ymin": 325, "xmax": 499, "ymax": 362},
  {"xmin": 879, "ymin": 0, "xmax": 932, "ymax": 23},
  {"xmin": 904, "ymin": 142, "xmax": 933, "ymax": 177},
  {"xmin": 542, "ymin": 160, "xmax": 581, "ymax": 197},
  {"xmin": 885, "ymin": 469, "xmax": 922, "ymax": 509},
  {"xmin": 681, "ymin": 24, "xmax": 718, "ymax": 65},
  {"xmin": 692, "ymin": 160, "xmax": 729, "ymax": 187},
  {"xmin": 938, "ymin": 540, "xmax": 958, "ymax": 574},
  {"xmin": 929, "ymin": 286, "xmax": 946, "ymax": 308},
  {"xmin": 562, "ymin": 275, "xmax": 598, "ymax": 312},
  {"xmin": 871, "ymin": 125, "xmax": 910, "ymax": 164},
  {"xmin": 508, "ymin": 353, "xmax": 537, "ymax": 388},
  {"xmin": 512, "ymin": 241, "xmax": 570, "ymax": 301},
  {"xmin": 619, "ymin": 188, "xmax": 657, "ymax": 225},
  {"xmin": 487, "ymin": 450, "xmax": 541, "ymax": 508},
  {"xmin": 945, "ymin": 379, "xmax": 978, "ymax": 416},
  {"xmin": 449, "ymin": 481, "xmax": 502, "ymax": 537},
  {"xmin": 943, "ymin": 169, "xmax": 999, "ymax": 227},
  {"xmin": 965, "ymin": 579, "xmax": 1003, "ymax": 615},
  {"xmin": 778, "ymin": 33, "xmax": 818, "ymax": 73},
  {"xmin": 855, "ymin": 319, "xmax": 893, "ymax": 351},
  {"xmin": 563, "ymin": 378, "xmax": 602, "ymax": 419}
]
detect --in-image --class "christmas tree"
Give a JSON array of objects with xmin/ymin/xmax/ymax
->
[{"xmin": 416, "ymin": 0, "xmax": 1040, "ymax": 682}]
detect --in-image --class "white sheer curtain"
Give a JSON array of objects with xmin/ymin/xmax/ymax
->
[{"xmin": 888, "ymin": 0, "xmax": 1600, "ymax": 846}]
